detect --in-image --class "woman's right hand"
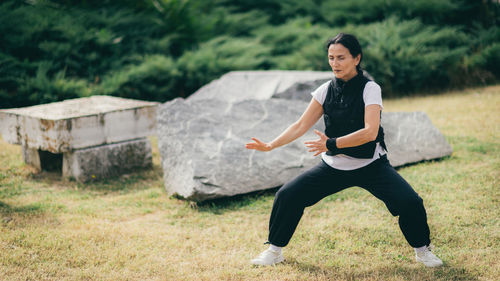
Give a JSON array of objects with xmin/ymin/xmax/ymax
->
[{"xmin": 245, "ymin": 138, "xmax": 273, "ymax": 152}]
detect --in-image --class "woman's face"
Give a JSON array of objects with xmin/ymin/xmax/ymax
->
[{"xmin": 328, "ymin": 43, "xmax": 361, "ymax": 82}]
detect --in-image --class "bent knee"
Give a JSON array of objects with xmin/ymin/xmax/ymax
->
[
  {"xmin": 386, "ymin": 195, "xmax": 424, "ymax": 216},
  {"xmin": 275, "ymin": 184, "xmax": 308, "ymax": 206},
  {"xmin": 275, "ymin": 185, "xmax": 296, "ymax": 202},
  {"xmin": 399, "ymin": 195, "xmax": 424, "ymax": 213}
]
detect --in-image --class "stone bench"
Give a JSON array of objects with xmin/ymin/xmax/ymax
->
[{"xmin": 0, "ymin": 96, "xmax": 158, "ymax": 182}]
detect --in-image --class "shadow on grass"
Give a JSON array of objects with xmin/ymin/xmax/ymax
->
[
  {"xmin": 29, "ymin": 164, "xmax": 164, "ymax": 194},
  {"xmin": 393, "ymin": 155, "xmax": 453, "ymax": 170},
  {"xmin": 193, "ymin": 186, "xmax": 280, "ymax": 214},
  {"xmin": 0, "ymin": 199, "xmax": 55, "ymax": 214},
  {"xmin": 287, "ymin": 257, "xmax": 479, "ymax": 281},
  {"xmin": 0, "ymin": 200, "xmax": 46, "ymax": 215},
  {"xmin": 0, "ymin": 200, "xmax": 49, "ymax": 225}
]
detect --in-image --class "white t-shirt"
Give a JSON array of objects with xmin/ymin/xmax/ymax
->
[{"xmin": 311, "ymin": 80, "xmax": 387, "ymax": 170}]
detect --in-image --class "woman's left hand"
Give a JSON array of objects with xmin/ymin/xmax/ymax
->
[{"xmin": 304, "ymin": 130, "xmax": 328, "ymax": 156}]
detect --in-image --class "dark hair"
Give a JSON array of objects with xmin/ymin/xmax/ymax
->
[{"xmin": 325, "ymin": 33, "xmax": 363, "ymax": 72}]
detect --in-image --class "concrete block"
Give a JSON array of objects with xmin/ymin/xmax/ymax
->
[
  {"xmin": 0, "ymin": 96, "xmax": 158, "ymax": 153},
  {"xmin": 22, "ymin": 146, "xmax": 42, "ymax": 172},
  {"xmin": 0, "ymin": 112, "xmax": 21, "ymax": 144},
  {"xmin": 62, "ymin": 138, "xmax": 152, "ymax": 182},
  {"xmin": 21, "ymin": 146, "xmax": 63, "ymax": 172}
]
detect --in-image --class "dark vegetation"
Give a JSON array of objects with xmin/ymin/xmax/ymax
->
[{"xmin": 1, "ymin": 0, "xmax": 498, "ymax": 108}]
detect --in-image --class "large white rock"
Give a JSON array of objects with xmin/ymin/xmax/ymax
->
[
  {"xmin": 382, "ymin": 112, "xmax": 452, "ymax": 167},
  {"xmin": 157, "ymin": 98, "xmax": 452, "ymax": 202},
  {"xmin": 0, "ymin": 95, "xmax": 158, "ymax": 153},
  {"xmin": 158, "ymin": 98, "xmax": 323, "ymax": 202},
  {"xmin": 157, "ymin": 70, "xmax": 452, "ymax": 202},
  {"xmin": 271, "ymin": 70, "xmax": 374, "ymax": 102},
  {"xmin": 189, "ymin": 70, "xmax": 334, "ymax": 102}
]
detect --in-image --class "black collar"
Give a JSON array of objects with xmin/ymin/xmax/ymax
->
[{"xmin": 337, "ymin": 71, "xmax": 364, "ymax": 88}]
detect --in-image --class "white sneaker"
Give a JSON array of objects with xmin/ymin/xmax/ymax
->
[
  {"xmin": 250, "ymin": 248, "xmax": 285, "ymax": 266},
  {"xmin": 415, "ymin": 245, "xmax": 443, "ymax": 267}
]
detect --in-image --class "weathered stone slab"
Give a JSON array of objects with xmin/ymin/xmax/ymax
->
[
  {"xmin": 62, "ymin": 138, "xmax": 152, "ymax": 182},
  {"xmin": 157, "ymin": 98, "xmax": 452, "ymax": 202},
  {"xmin": 189, "ymin": 71, "xmax": 333, "ymax": 102},
  {"xmin": 0, "ymin": 96, "xmax": 158, "ymax": 153}
]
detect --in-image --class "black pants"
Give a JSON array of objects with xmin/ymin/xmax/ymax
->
[{"xmin": 268, "ymin": 155, "xmax": 431, "ymax": 248}]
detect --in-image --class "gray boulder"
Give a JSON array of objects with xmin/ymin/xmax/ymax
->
[
  {"xmin": 157, "ymin": 97, "xmax": 452, "ymax": 202},
  {"xmin": 272, "ymin": 79, "xmax": 331, "ymax": 102},
  {"xmin": 158, "ymin": 70, "xmax": 452, "ymax": 202},
  {"xmin": 272, "ymin": 70, "xmax": 374, "ymax": 102},
  {"xmin": 382, "ymin": 112, "xmax": 452, "ymax": 167},
  {"xmin": 188, "ymin": 70, "xmax": 333, "ymax": 102},
  {"xmin": 157, "ymin": 98, "xmax": 323, "ymax": 202}
]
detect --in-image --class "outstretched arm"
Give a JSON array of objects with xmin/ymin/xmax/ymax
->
[{"xmin": 245, "ymin": 98, "xmax": 324, "ymax": 152}]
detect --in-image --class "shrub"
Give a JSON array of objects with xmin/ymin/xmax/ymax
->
[
  {"xmin": 0, "ymin": 0, "xmax": 498, "ymax": 108},
  {"xmin": 350, "ymin": 18, "xmax": 469, "ymax": 95},
  {"xmin": 461, "ymin": 25, "xmax": 500, "ymax": 84},
  {"xmin": 96, "ymin": 55, "xmax": 181, "ymax": 101},
  {"xmin": 18, "ymin": 62, "xmax": 89, "ymax": 106},
  {"xmin": 252, "ymin": 18, "xmax": 333, "ymax": 70},
  {"xmin": 0, "ymin": 53, "xmax": 32, "ymax": 108},
  {"xmin": 177, "ymin": 36, "xmax": 272, "ymax": 97}
]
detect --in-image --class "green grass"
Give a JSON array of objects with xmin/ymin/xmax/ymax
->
[{"xmin": 0, "ymin": 85, "xmax": 499, "ymax": 281}]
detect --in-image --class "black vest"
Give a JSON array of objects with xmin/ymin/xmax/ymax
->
[{"xmin": 323, "ymin": 72, "xmax": 386, "ymax": 159}]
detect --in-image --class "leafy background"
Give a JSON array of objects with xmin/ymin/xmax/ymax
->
[{"xmin": 0, "ymin": 0, "xmax": 498, "ymax": 108}]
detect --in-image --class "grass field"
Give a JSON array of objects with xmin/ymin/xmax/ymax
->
[{"xmin": 0, "ymin": 85, "xmax": 499, "ymax": 281}]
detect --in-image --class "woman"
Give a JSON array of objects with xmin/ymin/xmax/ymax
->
[{"xmin": 245, "ymin": 33, "xmax": 443, "ymax": 267}]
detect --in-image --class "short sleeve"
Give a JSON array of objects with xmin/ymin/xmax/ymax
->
[
  {"xmin": 363, "ymin": 81, "xmax": 383, "ymax": 109},
  {"xmin": 310, "ymin": 81, "xmax": 331, "ymax": 105}
]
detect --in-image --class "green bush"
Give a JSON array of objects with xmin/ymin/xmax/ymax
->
[
  {"xmin": 18, "ymin": 62, "xmax": 89, "ymax": 105},
  {"xmin": 351, "ymin": 18, "xmax": 469, "ymax": 95},
  {"xmin": 177, "ymin": 36, "xmax": 272, "ymax": 97},
  {"xmin": 0, "ymin": 53, "xmax": 31, "ymax": 108},
  {"xmin": 240, "ymin": 0, "xmax": 498, "ymax": 28},
  {"xmin": 319, "ymin": 0, "xmax": 459, "ymax": 26},
  {"xmin": 0, "ymin": 0, "xmax": 216, "ymax": 107},
  {"xmin": 0, "ymin": 1, "xmax": 167, "ymax": 107},
  {"xmin": 0, "ymin": 0, "xmax": 498, "ymax": 108},
  {"xmin": 250, "ymin": 16, "xmax": 485, "ymax": 95},
  {"xmin": 212, "ymin": 9, "xmax": 271, "ymax": 37},
  {"xmin": 96, "ymin": 55, "xmax": 180, "ymax": 101},
  {"xmin": 461, "ymin": 25, "xmax": 500, "ymax": 83}
]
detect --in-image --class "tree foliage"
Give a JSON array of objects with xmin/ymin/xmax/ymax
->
[{"xmin": 0, "ymin": 0, "xmax": 498, "ymax": 108}]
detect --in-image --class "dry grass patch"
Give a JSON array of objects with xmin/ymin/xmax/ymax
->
[{"xmin": 1, "ymin": 85, "xmax": 499, "ymax": 280}]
